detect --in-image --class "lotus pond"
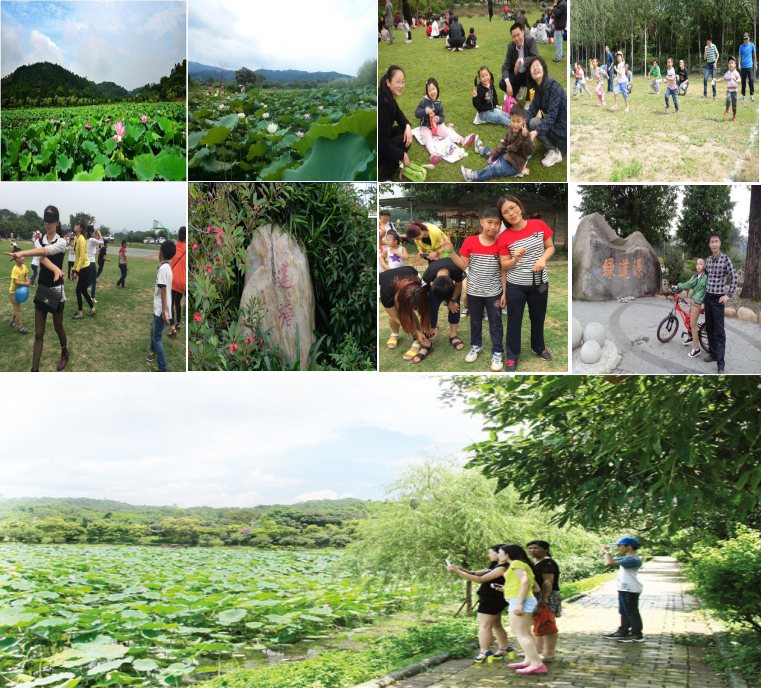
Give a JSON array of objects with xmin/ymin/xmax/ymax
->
[
  {"xmin": 1, "ymin": 103, "xmax": 187, "ymax": 181},
  {"xmin": 187, "ymin": 86, "xmax": 376, "ymax": 181},
  {"xmin": 0, "ymin": 545, "xmax": 419, "ymax": 687}
]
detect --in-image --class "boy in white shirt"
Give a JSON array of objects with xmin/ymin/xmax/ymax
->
[
  {"xmin": 601, "ymin": 537, "xmax": 644, "ymax": 643},
  {"xmin": 664, "ymin": 56, "xmax": 679, "ymax": 113},
  {"xmin": 146, "ymin": 241, "xmax": 175, "ymax": 372},
  {"xmin": 716, "ymin": 56, "xmax": 741, "ymax": 121},
  {"xmin": 610, "ymin": 51, "xmax": 629, "ymax": 112}
]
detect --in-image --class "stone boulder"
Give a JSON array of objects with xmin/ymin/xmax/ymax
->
[
  {"xmin": 573, "ymin": 213, "xmax": 662, "ymax": 301},
  {"xmin": 572, "ymin": 317, "xmax": 583, "ymax": 350},
  {"xmin": 583, "ymin": 322, "xmax": 606, "ymax": 348},
  {"xmin": 725, "ymin": 307, "xmax": 737, "ymax": 318},
  {"xmin": 736, "ymin": 307, "xmax": 758, "ymax": 323},
  {"xmin": 240, "ymin": 223, "xmax": 316, "ymax": 370},
  {"xmin": 580, "ymin": 340, "xmax": 602, "ymax": 364}
]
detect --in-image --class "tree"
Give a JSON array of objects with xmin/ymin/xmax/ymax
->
[
  {"xmin": 442, "ymin": 375, "xmax": 761, "ymax": 536},
  {"xmin": 742, "ymin": 185, "xmax": 761, "ymax": 299},
  {"xmin": 404, "ymin": 183, "xmax": 567, "ymax": 210},
  {"xmin": 69, "ymin": 212, "xmax": 96, "ymax": 230},
  {"xmin": 676, "ymin": 185, "xmax": 735, "ymax": 259},
  {"xmin": 235, "ymin": 67, "xmax": 258, "ymax": 89},
  {"xmin": 575, "ymin": 185, "xmax": 672, "ymax": 246}
]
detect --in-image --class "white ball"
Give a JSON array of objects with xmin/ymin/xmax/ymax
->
[
  {"xmin": 583, "ymin": 322, "xmax": 606, "ymax": 348},
  {"xmin": 580, "ymin": 340, "xmax": 602, "ymax": 364},
  {"xmin": 572, "ymin": 318, "xmax": 583, "ymax": 350}
]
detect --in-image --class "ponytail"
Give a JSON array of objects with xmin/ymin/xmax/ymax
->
[{"xmin": 393, "ymin": 276, "xmax": 431, "ymax": 338}]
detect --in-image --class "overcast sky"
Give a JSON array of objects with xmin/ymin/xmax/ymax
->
[
  {"xmin": 188, "ymin": 0, "xmax": 376, "ymax": 77},
  {"xmin": 1, "ymin": 1, "xmax": 186, "ymax": 90},
  {"xmin": 0, "ymin": 183, "xmax": 187, "ymax": 234},
  {"xmin": 0, "ymin": 375, "xmax": 487, "ymax": 508},
  {"xmin": 569, "ymin": 184, "xmax": 751, "ymax": 238}
]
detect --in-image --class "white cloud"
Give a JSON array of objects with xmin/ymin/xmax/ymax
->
[
  {"xmin": 293, "ymin": 490, "xmax": 355, "ymax": 503},
  {"xmin": 1, "ymin": 25, "xmax": 25, "ymax": 74},
  {"xmin": 28, "ymin": 29, "xmax": 64, "ymax": 64}
]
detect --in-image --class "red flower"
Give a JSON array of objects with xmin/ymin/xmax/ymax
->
[
  {"xmin": 229, "ymin": 342, "xmax": 238, "ymax": 353},
  {"xmin": 206, "ymin": 264, "xmax": 212, "ymax": 274},
  {"xmin": 216, "ymin": 239, "xmax": 222, "ymax": 247},
  {"xmin": 253, "ymin": 206, "xmax": 260, "ymax": 211},
  {"xmin": 245, "ymin": 335, "xmax": 253, "ymax": 345},
  {"xmin": 192, "ymin": 243, "xmax": 198, "ymax": 250},
  {"xmin": 194, "ymin": 313, "xmax": 202, "ymax": 322},
  {"xmin": 206, "ymin": 227, "xmax": 212, "ymax": 233}
]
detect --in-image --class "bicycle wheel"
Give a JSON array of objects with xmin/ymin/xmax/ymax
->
[
  {"xmin": 698, "ymin": 322, "xmax": 710, "ymax": 352},
  {"xmin": 656, "ymin": 315, "xmax": 679, "ymax": 343}
]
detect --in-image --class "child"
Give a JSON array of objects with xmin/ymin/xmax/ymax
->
[
  {"xmin": 440, "ymin": 208, "xmax": 506, "ymax": 372},
  {"xmin": 673, "ymin": 257, "xmax": 707, "ymax": 358},
  {"xmin": 649, "ymin": 60, "xmax": 661, "ymax": 94},
  {"xmin": 67, "ymin": 235, "xmax": 76, "ymax": 282},
  {"xmin": 146, "ymin": 240, "xmax": 176, "ymax": 372},
  {"xmin": 9, "ymin": 254, "xmax": 30, "ymax": 335},
  {"xmin": 591, "ymin": 58, "xmax": 607, "ymax": 106},
  {"xmin": 96, "ymin": 240, "xmax": 110, "ymax": 278},
  {"xmin": 464, "ymin": 27, "xmax": 477, "ymax": 49},
  {"xmin": 601, "ymin": 538, "xmax": 644, "ymax": 643},
  {"xmin": 611, "ymin": 51, "xmax": 629, "ymax": 111},
  {"xmin": 380, "ymin": 230, "xmax": 409, "ymax": 271},
  {"xmin": 626, "ymin": 64, "xmax": 633, "ymax": 93},
  {"xmin": 116, "ymin": 239, "xmax": 129, "ymax": 288},
  {"xmin": 716, "ymin": 57, "xmax": 741, "ymax": 121},
  {"xmin": 664, "ymin": 56, "xmax": 679, "ymax": 113},
  {"xmin": 677, "ymin": 59, "xmax": 689, "ymax": 95},
  {"xmin": 461, "ymin": 103, "xmax": 534, "ymax": 180},
  {"xmin": 472, "ymin": 66, "xmax": 512, "ymax": 126},
  {"xmin": 425, "ymin": 20, "xmax": 432, "ymax": 37},
  {"xmin": 575, "ymin": 62, "xmax": 591, "ymax": 98},
  {"xmin": 415, "ymin": 78, "xmax": 476, "ymax": 164}
]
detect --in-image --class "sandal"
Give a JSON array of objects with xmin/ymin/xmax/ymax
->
[
  {"xmin": 168, "ymin": 327, "xmax": 178, "ymax": 338},
  {"xmin": 402, "ymin": 343, "xmax": 421, "ymax": 361},
  {"xmin": 449, "ymin": 336, "xmax": 464, "ymax": 350},
  {"xmin": 17, "ymin": 326, "xmax": 28, "ymax": 334},
  {"xmin": 387, "ymin": 333, "xmax": 400, "ymax": 349},
  {"xmin": 413, "ymin": 343, "xmax": 433, "ymax": 363},
  {"xmin": 10, "ymin": 320, "xmax": 17, "ymax": 328}
]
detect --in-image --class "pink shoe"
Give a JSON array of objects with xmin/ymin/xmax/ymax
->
[
  {"xmin": 430, "ymin": 154, "xmax": 442, "ymax": 164},
  {"xmin": 515, "ymin": 664, "xmax": 548, "ymax": 675},
  {"xmin": 462, "ymin": 133, "xmax": 476, "ymax": 147},
  {"xmin": 507, "ymin": 662, "xmax": 530, "ymax": 669}
]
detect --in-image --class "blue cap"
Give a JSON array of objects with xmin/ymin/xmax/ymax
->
[{"xmin": 610, "ymin": 537, "xmax": 640, "ymax": 547}]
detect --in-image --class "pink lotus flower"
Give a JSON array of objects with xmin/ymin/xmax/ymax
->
[
  {"xmin": 112, "ymin": 120, "xmax": 126, "ymax": 143},
  {"xmin": 85, "ymin": 124, "xmax": 91, "ymax": 131},
  {"xmin": 304, "ymin": 113, "xmax": 311, "ymax": 119},
  {"xmin": 318, "ymin": 105, "xmax": 324, "ymax": 110},
  {"xmin": 141, "ymin": 114, "xmax": 147, "ymax": 124},
  {"xmin": 50, "ymin": 118, "xmax": 55, "ymax": 124},
  {"xmin": 296, "ymin": 131, "xmax": 304, "ymax": 138}
]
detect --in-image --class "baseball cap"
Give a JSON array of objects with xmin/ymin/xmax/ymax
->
[
  {"xmin": 744, "ymin": 33, "xmax": 750, "ymax": 39},
  {"xmin": 609, "ymin": 537, "xmax": 640, "ymax": 547},
  {"xmin": 616, "ymin": 50, "xmax": 623, "ymax": 56}
]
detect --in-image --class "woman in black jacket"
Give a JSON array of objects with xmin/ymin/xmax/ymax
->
[{"xmin": 379, "ymin": 65, "xmax": 413, "ymax": 181}]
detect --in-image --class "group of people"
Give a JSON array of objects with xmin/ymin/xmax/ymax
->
[
  {"xmin": 379, "ymin": 196, "xmax": 555, "ymax": 373},
  {"xmin": 5, "ymin": 210, "xmax": 187, "ymax": 372},
  {"xmin": 446, "ymin": 537, "xmax": 644, "ymax": 674}
]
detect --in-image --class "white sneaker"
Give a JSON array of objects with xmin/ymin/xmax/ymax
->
[
  {"xmin": 688, "ymin": 347, "xmax": 701, "ymax": 358},
  {"xmin": 465, "ymin": 345, "xmax": 482, "ymax": 363},
  {"xmin": 461, "ymin": 307, "xmax": 469, "ymax": 316},
  {"xmin": 491, "ymin": 352, "xmax": 504, "ymax": 371},
  {"xmin": 625, "ymin": 105, "xmax": 629, "ymax": 112},
  {"xmin": 542, "ymin": 150, "xmax": 562, "ymax": 167},
  {"xmin": 682, "ymin": 334, "xmax": 692, "ymax": 346},
  {"xmin": 610, "ymin": 105, "xmax": 618, "ymax": 110}
]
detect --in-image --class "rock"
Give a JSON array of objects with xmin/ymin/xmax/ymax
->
[
  {"xmin": 239, "ymin": 223, "xmax": 316, "ymax": 370},
  {"xmin": 583, "ymin": 322, "xmax": 606, "ymax": 348},
  {"xmin": 572, "ymin": 213, "xmax": 662, "ymax": 301},
  {"xmin": 736, "ymin": 306, "xmax": 758, "ymax": 323},
  {"xmin": 580, "ymin": 340, "xmax": 602, "ymax": 364},
  {"xmin": 572, "ymin": 318, "xmax": 583, "ymax": 350},
  {"xmin": 725, "ymin": 307, "xmax": 737, "ymax": 318}
]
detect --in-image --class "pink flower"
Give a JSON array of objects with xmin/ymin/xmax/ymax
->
[
  {"xmin": 346, "ymin": 99, "xmax": 350, "ymax": 103},
  {"xmin": 245, "ymin": 335, "xmax": 253, "ymax": 345},
  {"xmin": 229, "ymin": 342, "xmax": 238, "ymax": 354},
  {"xmin": 253, "ymin": 206, "xmax": 259, "ymax": 211},
  {"xmin": 141, "ymin": 114, "xmax": 147, "ymax": 124},
  {"xmin": 194, "ymin": 313, "xmax": 202, "ymax": 322},
  {"xmin": 191, "ymin": 243, "xmax": 198, "ymax": 250},
  {"xmin": 318, "ymin": 105, "xmax": 324, "ymax": 110},
  {"xmin": 216, "ymin": 239, "xmax": 222, "ymax": 247},
  {"xmin": 112, "ymin": 120, "xmax": 126, "ymax": 143},
  {"xmin": 304, "ymin": 113, "xmax": 311, "ymax": 119},
  {"xmin": 85, "ymin": 124, "xmax": 92, "ymax": 131},
  {"xmin": 296, "ymin": 131, "xmax": 304, "ymax": 138},
  {"xmin": 206, "ymin": 264, "xmax": 212, "ymax": 274},
  {"xmin": 50, "ymin": 118, "xmax": 55, "ymax": 124}
]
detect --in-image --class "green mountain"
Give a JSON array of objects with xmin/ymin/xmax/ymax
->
[{"xmin": 254, "ymin": 69, "xmax": 352, "ymax": 83}]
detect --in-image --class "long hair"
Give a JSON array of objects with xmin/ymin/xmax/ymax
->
[
  {"xmin": 526, "ymin": 56, "xmax": 550, "ymax": 109},
  {"xmin": 475, "ymin": 65, "xmax": 495, "ymax": 88},
  {"xmin": 393, "ymin": 275, "xmax": 431, "ymax": 337},
  {"xmin": 405, "ymin": 221, "xmax": 427, "ymax": 240},
  {"xmin": 44, "ymin": 205, "xmax": 62, "ymax": 236},
  {"xmin": 499, "ymin": 544, "xmax": 532, "ymax": 565},
  {"xmin": 380, "ymin": 65, "xmax": 404, "ymax": 102},
  {"xmin": 497, "ymin": 195, "xmax": 526, "ymax": 224}
]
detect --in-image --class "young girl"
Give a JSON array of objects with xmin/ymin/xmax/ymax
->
[
  {"xmin": 67, "ymin": 234, "xmax": 76, "ymax": 281},
  {"xmin": 574, "ymin": 63, "xmax": 591, "ymax": 98},
  {"xmin": 611, "ymin": 51, "xmax": 629, "ymax": 112},
  {"xmin": 591, "ymin": 58, "xmax": 607, "ymax": 107},
  {"xmin": 415, "ymin": 78, "xmax": 476, "ymax": 164},
  {"xmin": 71, "ymin": 220, "xmax": 95, "ymax": 320},
  {"xmin": 472, "ymin": 66, "xmax": 512, "ymax": 126},
  {"xmin": 379, "ymin": 230, "xmax": 409, "ymax": 271},
  {"xmin": 673, "ymin": 257, "xmax": 707, "ymax": 358}
]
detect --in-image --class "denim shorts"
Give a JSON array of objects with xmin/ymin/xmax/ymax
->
[{"xmin": 508, "ymin": 596, "xmax": 538, "ymax": 613}]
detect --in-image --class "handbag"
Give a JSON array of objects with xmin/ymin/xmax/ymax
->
[
  {"xmin": 34, "ymin": 283, "xmax": 63, "ymax": 313},
  {"xmin": 533, "ymin": 605, "xmax": 558, "ymax": 636},
  {"xmin": 533, "ymin": 270, "xmax": 548, "ymax": 294}
]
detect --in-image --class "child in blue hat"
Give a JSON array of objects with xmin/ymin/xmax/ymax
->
[{"xmin": 600, "ymin": 537, "xmax": 644, "ymax": 643}]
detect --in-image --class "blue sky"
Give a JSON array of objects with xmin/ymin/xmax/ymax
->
[
  {"xmin": 1, "ymin": 375, "xmax": 488, "ymax": 508},
  {"xmin": 1, "ymin": 1, "xmax": 186, "ymax": 90}
]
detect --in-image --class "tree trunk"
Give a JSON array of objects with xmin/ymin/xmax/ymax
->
[
  {"xmin": 466, "ymin": 580, "xmax": 474, "ymax": 615},
  {"xmin": 742, "ymin": 186, "xmax": 761, "ymax": 299}
]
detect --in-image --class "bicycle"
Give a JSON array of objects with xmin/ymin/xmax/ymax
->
[{"xmin": 656, "ymin": 288, "xmax": 709, "ymax": 351}]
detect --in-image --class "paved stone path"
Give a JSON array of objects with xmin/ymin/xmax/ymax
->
[
  {"xmin": 573, "ymin": 298, "xmax": 761, "ymax": 374},
  {"xmin": 394, "ymin": 558, "xmax": 726, "ymax": 688}
]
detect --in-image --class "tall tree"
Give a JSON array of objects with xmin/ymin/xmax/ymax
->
[
  {"xmin": 742, "ymin": 185, "xmax": 761, "ymax": 299},
  {"xmin": 69, "ymin": 212, "xmax": 96, "ymax": 230},
  {"xmin": 676, "ymin": 185, "xmax": 735, "ymax": 259},
  {"xmin": 402, "ymin": 183, "xmax": 568, "ymax": 211},
  {"xmin": 575, "ymin": 185, "xmax": 672, "ymax": 246}
]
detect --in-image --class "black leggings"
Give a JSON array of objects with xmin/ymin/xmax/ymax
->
[
  {"xmin": 68, "ymin": 260, "xmax": 74, "ymax": 280},
  {"xmin": 76, "ymin": 268, "xmax": 94, "ymax": 312},
  {"xmin": 379, "ymin": 126, "xmax": 411, "ymax": 181},
  {"xmin": 171, "ymin": 289, "xmax": 184, "ymax": 326},
  {"xmin": 33, "ymin": 307, "xmax": 67, "ymax": 371}
]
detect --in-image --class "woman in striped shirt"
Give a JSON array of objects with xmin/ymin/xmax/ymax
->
[{"xmin": 497, "ymin": 196, "xmax": 555, "ymax": 372}]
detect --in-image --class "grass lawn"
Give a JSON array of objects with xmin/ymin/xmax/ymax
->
[
  {"xmin": 379, "ymin": 262, "xmax": 568, "ymax": 372},
  {"xmin": 570, "ymin": 75, "xmax": 759, "ymax": 182},
  {"xmin": 379, "ymin": 12, "xmax": 567, "ymax": 182},
  {"xmin": 0, "ymin": 240, "xmax": 186, "ymax": 372}
]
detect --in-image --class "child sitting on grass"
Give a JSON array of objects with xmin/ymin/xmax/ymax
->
[
  {"xmin": 9, "ymin": 254, "xmax": 30, "ymax": 335},
  {"xmin": 464, "ymin": 27, "xmax": 477, "ymax": 48},
  {"xmin": 146, "ymin": 240, "xmax": 176, "ymax": 372},
  {"xmin": 716, "ymin": 57, "xmax": 741, "ymax": 121},
  {"xmin": 415, "ymin": 78, "xmax": 476, "ymax": 165},
  {"xmin": 461, "ymin": 103, "xmax": 534, "ymax": 180}
]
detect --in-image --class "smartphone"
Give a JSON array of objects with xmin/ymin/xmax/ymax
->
[{"xmin": 445, "ymin": 559, "xmax": 452, "ymax": 566}]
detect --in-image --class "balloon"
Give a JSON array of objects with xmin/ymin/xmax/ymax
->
[{"xmin": 14, "ymin": 286, "xmax": 29, "ymax": 303}]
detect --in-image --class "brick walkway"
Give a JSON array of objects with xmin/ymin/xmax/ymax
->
[{"xmin": 394, "ymin": 558, "xmax": 726, "ymax": 688}]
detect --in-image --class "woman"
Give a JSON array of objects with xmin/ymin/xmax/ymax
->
[
  {"xmin": 4, "ymin": 206, "xmax": 69, "ymax": 371},
  {"xmin": 498, "ymin": 544, "xmax": 547, "ymax": 674},
  {"xmin": 524, "ymin": 56, "xmax": 567, "ymax": 168},
  {"xmin": 71, "ymin": 220, "xmax": 96, "ymax": 320},
  {"xmin": 447, "ymin": 546, "xmax": 510, "ymax": 662},
  {"xmin": 527, "ymin": 540, "xmax": 561, "ymax": 660},
  {"xmin": 404, "ymin": 221, "xmax": 445, "ymax": 263},
  {"xmin": 379, "ymin": 266, "xmax": 432, "ymax": 363},
  {"xmin": 497, "ymin": 195, "xmax": 554, "ymax": 372},
  {"xmin": 86, "ymin": 226, "xmax": 103, "ymax": 301},
  {"xmin": 169, "ymin": 227, "xmax": 187, "ymax": 338},
  {"xmin": 379, "ymin": 66, "xmax": 412, "ymax": 181}
]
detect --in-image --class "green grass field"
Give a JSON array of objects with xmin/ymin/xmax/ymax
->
[
  {"xmin": 0, "ymin": 240, "xmax": 186, "ymax": 372},
  {"xmin": 379, "ymin": 12, "xmax": 567, "ymax": 182},
  {"xmin": 379, "ymin": 262, "xmax": 568, "ymax": 372},
  {"xmin": 570, "ymin": 75, "xmax": 759, "ymax": 182}
]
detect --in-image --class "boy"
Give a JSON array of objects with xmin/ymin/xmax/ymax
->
[
  {"xmin": 146, "ymin": 240, "xmax": 176, "ymax": 372},
  {"xmin": 9, "ymin": 253, "xmax": 30, "ymax": 334},
  {"xmin": 464, "ymin": 27, "xmax": 477, "ymax": 49},
  {"xmin": 96, "ymin": 240, "xmax": 110, "ymax": 278},
  {"xmin": 673, "ymin": 257, "xmax": 707, "ymax": 358},
  {"xmin": 423, "ymin": 257, "xmax": 465, "ymax": 352},
  {"xmin": 611, "ymin": 51, "xmax": 629, "ymax": 111},
  {"xmin": 649, "ymin": 59, "xmax": 661, "ymax": 94},
  {"xmin": 463, "ymin": 103, "xmax": 535, "ymax": 180},
  {"xmin": 625, "ymin": 64, "xmax": 633, "ymax": 93},
  {"xmin": 716, "ymin": 57, "xmax": 741, "ymax": 121},
  {"xmin": 601, "ymin": 537, "xmax": 644, "ymax": 643},
  {"xmin": 677, "ymin": 59, "xmax": 689, "ymax": 95},
  {"xmin": 664, "ymin": 56, "xmax": 679, "ymax": 113}
]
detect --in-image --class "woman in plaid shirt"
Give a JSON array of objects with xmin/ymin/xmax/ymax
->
[
  {"xmin": 524, "ymin": 56, "xmax": 567, "ymax": 168},
  {"xmin": 703, "ymin": 232, "xmax": 738, "ymax": 376}
]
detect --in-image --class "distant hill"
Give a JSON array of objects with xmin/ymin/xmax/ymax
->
[
  {"xmin": 188, "ymin": 61, "xmax": 352, "ymax": 84},
  {"xmin": 188, "ymin": 61, "xmax": 237, "ymax": 81}
]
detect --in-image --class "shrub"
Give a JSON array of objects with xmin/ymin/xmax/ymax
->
[{"xmin": 662, "ymin": 245, "xmax": 686, "ymax": 285}]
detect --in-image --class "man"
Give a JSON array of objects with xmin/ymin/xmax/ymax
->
[
  {"xmin": 423, "ymin": 257, "xmax": 465, "ymax": 351},
  {"xmin": 527, "ymin": 540, "xmax": 561, "ymax": 660},
  {"xmin": 552, "ymin": 0, "xmax": 566, "ymax": 63},
  {"xmin": 601, "ymin": 537, "xmax": 644, "ymax": 643},
  {"xmin": 448, "ymin": 15, "xmax": 466, "ymax": 50},
  {"xmin": 605, "ymin": 45, "xmax": 614, "ymax": 92},
  {"xmin": 703, "ymin": 38, "xmax": 719, "ymax": 98},
  {"xmin": 515, "ymin": 9, "xmax": 528, "ymax": 31},
  {"xmin": 703, "ymin": 231, "xmax": 738, "ymax": 376},
  {"xmin": 384, "ymin": 0, "xmax": 395, "ymax": 45},
  {"xmin": 500, "ymin": 24, "xmax": 539, "ymax": 99},
  {"xmin": 738, "ymin": 32, "xmax": 757, "ymax": 101}
]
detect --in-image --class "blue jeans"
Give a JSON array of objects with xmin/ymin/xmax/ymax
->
[
  {"xmin": 117, "ymin": 265, "xmax": 127, "ymax": 286},
  {"xmin": 478, "ymin": 108, "xmax": 512, "ymax": 126},
  {"xmin": 30, "ymin": 263, "xmax": 38, "ymax": 286},
  {"xmin": 665, "ymin": 87, "xmax": 679, "ymax": 110},
  {"xmin": 554, "ymin": 30, "xmax": 563, "ymax": 60},
  {"xmin": 704, "ymin": 63, "xmax": 716, "ymax": 96},
  {"xmin": 429, "ymin": 290, "xmax": 461, "ymax": 329},
  {"xmin": 150, "ymin": 314, "xmax": 167, "ymax": 371},
  {"xmin": 618, "ymin": 591, "xmax": 642, "ymax": 636},
  {"xmin": 90, "ymin": 262, "xmax": 97, "ymax": 298},
  {"xmin": 475, "ymin": 147, "xmax": 521, "ymax": 180},
  {"xmin": 467, "ymin": 292, "xmax": 503, "ymax": 354}
]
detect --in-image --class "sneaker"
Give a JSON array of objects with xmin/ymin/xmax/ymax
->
[
  {"xmin": 618, "ymin": 635, "xmax": 645, "ymax": 643},
  {"xmin": 461, "ymin": 307, "xmax": 469, "ymax": 316},
  {"xmin": 87, "ymin": 309, "xmax": 96, "ymax": 317},
  {"xmin": 625, "ymin": 105, "xmax": 629, "ymax": 112},
  {"xmin": 542, "ymin": 150, "xmax": 562, "ymax": 167},
  {"xmin": 752, "ymin": 96, "xmax": 755, "ymax": 102},
  {"xmin": 505, "ymin": 358, "xmax": 517, "ymax": 372},
  {"xmin": 688, "ymin": 347, "xmax": 701, "ymax": 358},
  {"xmin": 465, "ymin": 345, "xmax": 482, "ymax": 363},
  {"xmin": 725, "ymin": 109, "xmax": 729, "ymax": 116},
  {"xmin": 150, "ymin": 366, "xmax": 164, "ymax": 372},
  {"xmin": 92, "ymin": 298, "xmax": 98, "ymax": 304},
  {"xmin": 462, "ymin": 133, "xmax": 476, "ymax": 147},
  {"xmin": 474, "ymin": 135, "xmax": 486, "ymax": 155},
  {"xmin": 430, "ymin": 154, "xmax": 442, "ymax": 164},
  {"xmin": 602, "ymin": 631, "xmax": 629, "ymax": 640},
  {"xmin": 534, "ymin": 349, "xmax": 552, "ymax": 361},
  {"xmin": 741, "ymin": 95, "xmax": 746, "ymax": 101},
  {"xmin": 682, "ymin": 333, "xmax": 692, "ymax": 345},
  {"xmin": 665, "ymin": 106, "xmax": 669, "ymax": 111},
  {"xmin": 71, "ymin": 313, "xmax": 83, "ymax": 320},
  {"xmin": 733, "ymin": 115, "xmax": 737, "ymax": 121},
  {"xmin": 461, "ymin": 165, "xmax": 477, "ymax": 181},
  {"xmin": 491, "ymin": 352, "xmax": 504, "ymax": 371},
  {"xmin": 146, "ymin": 351, "xmax": 156, "ymax": 362},
  {"xmin": 610, "ymin": 105, "xmax": 618, "ymax": 110}
]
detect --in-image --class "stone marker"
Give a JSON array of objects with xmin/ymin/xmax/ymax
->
[
  {"xmin": 240, "ymin": 223, "xmax": 316, "ymax": 370},
  {"xmin": 736, "ymin": 306, "xmax": 758, "ymax": 323},
  {"xmin": 572, "ymin": 317, "xmax": 583, "ymax": 350},
  {"xmin": 583, "ymin": 321, "xmax": 606, "ymax": 348},
  {"xmin": 725, "ymin": 307, "xmax": 737, "ymax": 318},
  {"xmin": 580, "ymin": 340, "xmax": 602, "ymax": 364},
  {"xmin": 573, "ymin": 213, "xmax": 662, "ymax": 301}
]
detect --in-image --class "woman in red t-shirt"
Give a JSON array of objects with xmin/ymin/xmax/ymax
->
[{"xmin": 497, "ymin": 196, "xmax": 555, "ymax": 372}]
